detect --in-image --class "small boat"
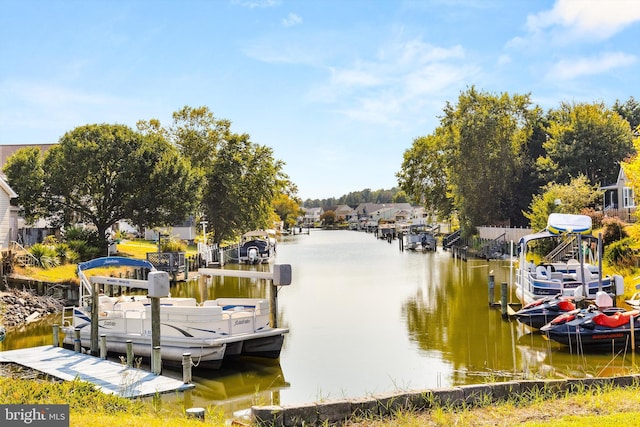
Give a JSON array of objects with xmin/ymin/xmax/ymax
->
[
  {"xmin": 61, "ymin": 256, "xmax": 288, "ymax": 369},
  {"xmin": 515, "ymin": 213, "xmax": 623, "ymax": 306},
  {"xmin": 238, "ymin": 229, "xmax": 277, "ymax": 264},
  {"xmin": 513, "ymin": 291, "xmax": 623, "ymax": 330},
  {"xmin": 402, "ymin": 224, "xmax": 437, "ymax": 251},
  {"xmin": 540, "ymin": 305, "xmax": 640, "ymax": 349}
]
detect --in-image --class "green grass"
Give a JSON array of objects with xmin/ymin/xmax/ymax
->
[
  {"xmin": 13, "ymin": 240, "xmax": 198, "ymax": 283},
  {"xmin": 5, "ymin": 372, "xmax": 640, "ymax": 427}
]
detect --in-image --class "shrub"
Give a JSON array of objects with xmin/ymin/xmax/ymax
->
[
  {"xmin": 604, "ymin": 237, "xmax": 636, "ymax": 267},
  {"xmin": 160, "ymin": 238, "xmax": 187, "ymax": 252},
  {"xmin": 29, "ymin": 243, "xmax": 60, "ymax": 269},
  {"xmin": 601, "ymin": 216, "xmax": 628, "ymax": 245}
]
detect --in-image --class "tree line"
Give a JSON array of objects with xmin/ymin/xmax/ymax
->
[
  {"xmin": 396, "ymin": 88, "xmax": 639, "ymax": 236},
  {"xmin": 302, "ymin": 187, "xmax": 409, "ymax": 209},
  {"xmin": 3, "ymin": 106, "xmax": 302, "ymax": 254}
]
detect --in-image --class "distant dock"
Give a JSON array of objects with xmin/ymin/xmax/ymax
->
[{"xmin": 0, "ymin": 345, "xmax": 194, "ymax": 398}]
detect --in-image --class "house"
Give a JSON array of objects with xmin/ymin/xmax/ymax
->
[
  {"xmin": 0, "ymin": 177, "xmax": 18, "ymax": 249},
  {"xmin": 600, "ymin": 166, "xmax": 637, "ymax": 223},
  {"xmin": 333, "ymin": 204, "xmax": 356, "ymax": 222},
  {"xmin": 302, "ymin": 207, "xmax": 323, "ymax": 226}
]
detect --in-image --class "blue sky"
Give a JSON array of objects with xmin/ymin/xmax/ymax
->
[{"xmin": 1, "ymin": 0, "xmax": 639, "ymax": 200}]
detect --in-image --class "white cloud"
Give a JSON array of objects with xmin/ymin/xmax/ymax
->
[
  {"xmin": 311, "ymin": 39, "xmax": 475, "ymax": 126},
  {"xmin": 527, "ymin": 0, "xmax": 640, "ymax": 41},
  {"xmin": 546, "ymin": 51, "xmax": 637, "ymax": 80},
  {"xmin": 283, "ymin": 12, "xmax": 302, "ymax": 27},
  {"xmin": 232, "ymin": 0, "xmax": 281, "ymax": 9}
]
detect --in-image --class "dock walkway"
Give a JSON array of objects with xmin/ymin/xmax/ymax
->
[{"xmin": 0, "ymin": 345, "xmax": 194, "ymax": 398}]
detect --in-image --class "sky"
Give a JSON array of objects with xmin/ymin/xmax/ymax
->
[{"xmin": 1, "ymin": 1, "xmax": 639, "ymax": 201}]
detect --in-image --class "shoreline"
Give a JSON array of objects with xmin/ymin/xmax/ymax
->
[{"xmin": 0, "ymin": 287, "xmax": 64, "ymax": 328}]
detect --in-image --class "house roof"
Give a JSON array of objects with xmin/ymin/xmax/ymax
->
[{"xmin": 0, "ymin": 176, "xmax": 17, "ymax": 198}]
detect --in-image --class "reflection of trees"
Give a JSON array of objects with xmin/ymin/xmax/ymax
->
[
  {"xmin": 172, "ymin": 263, "xmax": 273, "ymax": 301},
  {"xmin": 403, "ymin": 259, "xmax": 524, "ymax": 384}
]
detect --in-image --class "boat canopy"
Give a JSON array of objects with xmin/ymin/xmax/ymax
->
[
  {"xmin": 77, "ymin": 256, "xmax": 155, "ymax": 272},
  {"xmin": 519, "ymin": 213, "xmax": 594, "ymax": 248},
  {"xmin": 546, "ymin": 213, "xmax": 592, "ymax": 235}
]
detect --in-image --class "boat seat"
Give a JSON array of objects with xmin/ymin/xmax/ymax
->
[
  {"xmin": 98, "ymin": 295, "xmax": 115, "ymax": 312},
  {"xmin": 535, "ymin": 266, "xmax": 549, "ymax": 279},
  {"xmin": 575, "ymin": 265, "xmax": 594, "ymax": 282},
  {"xmin": 593, "ymin": 310, "xmax": 639, "ymax": 328},
  {"xmin": 550, "ymin": 272, "xmax": 564, "ymax": 281}
]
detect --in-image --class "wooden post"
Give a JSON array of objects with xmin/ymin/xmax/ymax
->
[
  {"xmin": 270, "ymin": 283, "xmax": 278, "ymax": 328},
  {"xmin": 152, "ymin": 346, "xmax": 162, "ymax": 375},
  {"xmin": 501, "ymin": 282, "xmax": 508, "ymax": 318},
  {"xmin": 151, "ymin": 296, "xmax": 160, "ymax": 359},
  {"xmin": 91, "ymin": 282, "xmax": 99, "ymax": 356},
  {"xmin": 182, "ymin": 353, "xmax": 192, "ymax": 384},
  {"xmin": 52, "ymin": 324, "xmax": 59, "ymax": 347},
  {"xmin": 488, "ymin": 273, "xmax": 495, "ymax": 307},
  {"xmin": 184, "ymin": 258, "xmax": 189, "ymax": 281},
  {"xmin": 126, "ymin": 340, "xmax": 133, "ymax": 367},
  {"xmin": 631, "ymin": 315, "xmax": 636, "ymax": 351},
  {"xmin": 99, "ymin": 334, "xmax": 107, "ymax": 359},
  {"xmin": 74, "ymin": 328, "xmax": 81, "ymax": 353},
  {"xmin": 186, "ymin": 408, "xmax": 205, "ymax": 421}
]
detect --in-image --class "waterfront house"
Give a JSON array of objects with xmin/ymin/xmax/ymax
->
[
  {"xmin": 600, "ymin": 166, "xmax": 637, "ymax": 223},
  {"xmin": 0, "ymin": 176, "xmax": 18, "ymax": 249}
]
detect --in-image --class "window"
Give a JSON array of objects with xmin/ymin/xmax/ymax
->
[{"xmin": 623, "ymin": 187, "xmax": 635, "ymax": 208}]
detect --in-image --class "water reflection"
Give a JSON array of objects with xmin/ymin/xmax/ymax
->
[{"xmin": 3, "ymin": 230, "xmax": 640, "ymax": 415}]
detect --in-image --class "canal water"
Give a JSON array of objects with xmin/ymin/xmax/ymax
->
[{"xmin": 1, "ymin": 229, "xmax": 638, "ymax": 417}]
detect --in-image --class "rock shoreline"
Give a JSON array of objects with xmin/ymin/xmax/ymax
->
[{"xmin": 0, "ymin": 288, "xmax": 64, "ymax": 328}]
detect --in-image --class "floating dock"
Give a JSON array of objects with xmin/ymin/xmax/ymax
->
[{"xmin": 0, "ymin": 345, "xmax": 194, "ymax": 398}]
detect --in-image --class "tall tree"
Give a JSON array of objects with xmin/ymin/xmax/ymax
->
[
  {"xmin": 41, "ymin": 124, "xmax": 200, "ymax": 253},
  {"xmin": 273, "ymin": 193, "xmax": 302, "ymax": 230},
  {"xmin": 201, "ymin": 132, "xmax": 283, "ymax": 244},
  {"xmin": 2, "ymin": 147, "xmax": 45, "ymax": 223},
  {"xmin": 539, "ymin": 101, "xmax": 635, "ymax": 186},
  {"xmin": 397, "ymin": 130, "xmax": 452, "ymax": 218},
  {"xmin": 143, "ymin": 106, "xmax": 292, "ymax": 243},
  {"xmin": 441, "ymin": 87, "xmax": 534, "ymax": 231},
  {"xmin": 613, "ymin": 96, "xmax": 640, "ymax": 133}
]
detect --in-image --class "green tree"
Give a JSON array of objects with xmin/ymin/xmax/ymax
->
[
  {"xmin": 441, "ymin": 87, "xmax": 535, "ymax": 231},
  {"xmin": 41, "ymin": 124, "xmax": 200, "ymax": 254},
  {"xmin": 2, "ymin": 147, "xmax": 45, "ymax": 223},
  {"xmin": 539, "ymin": 101, "xmax": 635, "ymax": 186},
  {"xmin": 202, "ymin": 132, "xmax": 283, "ymax": 244},
  {"xmin": 397, "ymin": 131, "xmax": 452, "ymax": 218},
  {"xmin": 320, "ymin": 210, "xmax": 335, "ymax": 225},
  {"xmin": 524, "ymin": 175, "xmax": 601, "ymax": 231},
  {"xmin": 613, "ymin": 96, "xmax": 640, "ymax": 133},
  {"xmin": 273, "ymin": 193, "xmax": 302, "ymax": 230}
]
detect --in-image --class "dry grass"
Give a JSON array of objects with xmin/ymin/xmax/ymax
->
[{"xmin": 345, "ymin": 384, "xmax": 640, "ymax": 426}]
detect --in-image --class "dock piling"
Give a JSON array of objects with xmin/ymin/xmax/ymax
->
[
  {"xmin": 52, "ymin": 324, "xmax": 59, "ymax": 347},
  {"xmin": 488, "ymin": 273, "xmax": 495, "ymax": 307},
  {"xmin": 501, "ymin": 282, "xmax": 508, "ymax": 318},
  {"xmin": 152, "ymin": 346, "xmax": 162, "ymax": 375},
  {"xmin": 186, "ymin": 407, "xmax": 205, "ymax": 421},
  {"xmin": 182, "ymin": 353, "xmax": 192, "ymax": 384},
  {"xmin": 74, "ymin": 328, "xmax": 81, "ymax": 353},
  {"xmin": 126, "ymin": 340, "xmax": 133, "ymax": 367},
  {"xmin": 99, "ymin": 334, "xmax": 107, "ymax": 359}
]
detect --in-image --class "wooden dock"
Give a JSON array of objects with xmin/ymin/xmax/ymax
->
[{"xmin": 0, "ymin": 345, "xmax": 194, "ymax": 398}]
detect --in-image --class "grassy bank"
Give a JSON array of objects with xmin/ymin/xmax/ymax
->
[{"xmin": 3, "ymin": 367, "xmax": 640, "ymax": 426}]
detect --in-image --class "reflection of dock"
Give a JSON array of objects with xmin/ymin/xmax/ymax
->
[{"xmin": 0, "ymin": 345, "xmax": 194, "ymax": 397}]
